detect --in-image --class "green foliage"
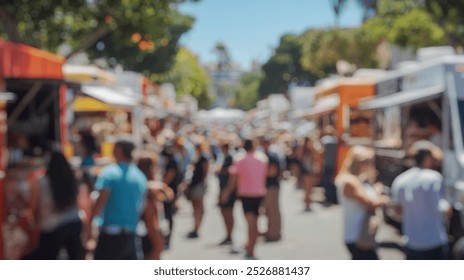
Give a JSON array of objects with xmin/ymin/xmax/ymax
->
[
  {"xmin": 0, "ymin": 0, "xmax": 196, "ymax": 74},
  {"xmin": 388, "ymin": 9, "xmax": 445, "ymax": 48},
  {"xmin": 301, "ymin": 29, "xmax": 344, "ymax": 77},
  {"xmin": 261, "ymin": 0, "xmax": 462, "ymax": 100},
  {"xmin": 232, "ymin": 70, "xmax": 263, "ymax": 110},
  {"xmin": 361, "ymin": 0, "xmax": 446, "ymax": 49},
  {"xmin": 300, "ymin": 28, "xmax": 378, "ymax": 77},
  {"xmin": 259, "ymin": 34, "xmax": 317, "ymax": 99},
  {"xmin": 261, "ymin": 0, "xmax": 459, "ymax": 98},
  {"xmin": 424, "ymin": 0, "xmax": 464, "ymax": 47},
  {"xmin": 361, "ymin": 16, "xmax": 389, "ymax": 42},
  {"xmin": 154, "ymin": 48, "xmax": 213, "ymax": 109},
  {"xmin": 86, "ymin": 9, "xmax": 194, "ymax": 75},
  {"xmin": 0, "ymin": 0, "xmax": 88, "ymax": 49},
  {"xmin": 375, "ymin": 0, "xmax": 423, "ymax": 18}
]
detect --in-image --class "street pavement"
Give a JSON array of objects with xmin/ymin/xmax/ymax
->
[{"xmin": 162, "ymin": 176, "xmax": 405, "ymax": 260}]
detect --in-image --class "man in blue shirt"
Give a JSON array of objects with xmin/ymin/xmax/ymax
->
[
  {"xmin": 87, "ymin": 140, "xmax": 147, "ymax": 260},
  {"xmin": 391, "ymin": 141, "xmax": 450, "ymax": 260}
]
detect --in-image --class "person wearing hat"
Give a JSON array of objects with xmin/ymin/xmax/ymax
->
[{"xmin": 391, "ymin": 140, "xmax": 450, "ymax": 260}]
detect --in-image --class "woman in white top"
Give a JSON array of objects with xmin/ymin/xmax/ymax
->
[
  {"xmin": 23, "ymin": 152, "xmax": 82, "ymax": 259},
  {"xmin": 335, "ymin": 146, "xmax": 388, "ymax": 260}
]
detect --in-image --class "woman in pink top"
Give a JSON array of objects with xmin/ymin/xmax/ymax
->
[{"xmin": 221, "ymin": 139, "xmax": 268, "ymax": 259}]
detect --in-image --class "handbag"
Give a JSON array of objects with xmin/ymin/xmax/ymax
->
[{"xmin": 356, "ymin": 212, "xmax": 378, "ymax": 250}]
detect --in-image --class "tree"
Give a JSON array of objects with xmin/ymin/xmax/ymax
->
[
  {"xmin": 424, "ymin": 0, "xmax": 464, "ymax": 47},
  {"xmin": 0, "ymin": 0, "xmax": 198, "ymax": 73},
  {"xmin": 331, "ymin": 0, "xmax": 379, "ymax": 23},
  {"xmin": 361, "ymin": 0, "xmax": 447, "ymax": 49},
  {"xmin": 330, "ymin": 0, "xmax": 349, "ymax": 26},
  {"xmin": 155, "ymin": 48, "xmax": 213, "ymax": 109},
  {"xmin": 259, "ymin": 34, "xmax": 317, "ymax": 99},
  {"xmin": 388, "ymin": 9, "xmax": 445, "ymax": 49},
  {"xmin": 355, "ymin": 0, "xmax": 378, "ymax": 21},
  {"xmin": 232, "ymin": 70, "xmax": 263, "ymax": 110},
  {"xmin": 300, "ymin": 28, "xmax": 378, "ymax": 77},
  {"xmin": 0, "ymin": 0, "xmax": 88, "ymax": 49},
  {"xmin": 364, "ymin": 0, "xmax": 464, "ymax": 49},
  {"xmin": 86, "ymin": 9, "xmax": 194, "ymax": 75}
]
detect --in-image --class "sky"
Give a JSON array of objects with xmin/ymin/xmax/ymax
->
[{"xmin": 178, "ymin": 0, "xmax": 364, "ymax": 71}]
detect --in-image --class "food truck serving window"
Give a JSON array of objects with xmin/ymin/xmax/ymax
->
[
  {"xmin": 6, "ymin": 80, "xmax": 61, "ymax": 165},
  {"xmin": 347, "ymin": 109, "xmax": 372, "ymax": 139}
]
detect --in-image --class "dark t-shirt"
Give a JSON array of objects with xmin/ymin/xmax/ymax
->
[
  {"xmin": 218, "ymin": 154, "xmax": 233, "ymax": 189},
  {"xmin": 190, "ymin": 154, "xmax": 209, "ymax": 187},
  {"xmin": 165, "ymin": 155, "xmax": 180, "ymax": 193},
  {"xmin": 266, "ymin": 151, "xmax": 280, "ymax": 187},
  {"xmin": 321, "ymin": 135, "xmax": 337, "ymax": 169}
]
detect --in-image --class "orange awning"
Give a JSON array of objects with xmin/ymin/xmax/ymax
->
[{"xmin": 0, "ymin": 40, "xmax": 64, "ymax": 80}]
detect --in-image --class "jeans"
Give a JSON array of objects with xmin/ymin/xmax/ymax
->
[
  {"xmin": 406, "ymin": 245, "xmax": 449, "ymax": 260},
  {"xmin": 94, "ymin": 231, "xmax": 140, "ymax": 260}
]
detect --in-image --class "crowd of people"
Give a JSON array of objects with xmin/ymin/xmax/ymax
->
[{"xmin": 18, "ymin": 118, "xmax": 456, "ymax": 260}]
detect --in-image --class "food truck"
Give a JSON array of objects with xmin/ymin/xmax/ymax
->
[
  {"xmin": 0, "ymin": 92, "xmax": 14, "ymax": 260},
  {"xmin": 64, "ymin": 65, "xmax": 140, "ymax": 158},
  {"xmin": 0, "ymin": 40, "xmax": 71, "ymax": 259},
  {"xmin": 311, "ymin": 73, "xmax": 381, "ymax": 173},
  {"xmin": 359, "ymin": 49, "xmax": 464, "ymax": 248}
]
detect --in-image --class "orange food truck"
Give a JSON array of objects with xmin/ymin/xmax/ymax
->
[
  {"xmin": 0, "ymin": 40, "xmax": 71, "ymax": 259},
  {"xmin": 311, "ymin": 73, "xmax": 382, "ymax": 173}
]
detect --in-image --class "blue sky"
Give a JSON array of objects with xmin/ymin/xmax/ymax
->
[{"xmin": 179, "ymin": 0, "xmax": 363, "ymax": 70}]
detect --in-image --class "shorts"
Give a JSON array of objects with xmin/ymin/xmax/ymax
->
[
  {"xmin": 186, "ymin": 182, "xmax": 207, "ymax": 200},
  {"xmin": 219, "ymin": 190, "xmax": 237, "ymax": 208},
  {"xmin": 95, "ymin": 231, "xmax": 139, "ymax": 260},
  {"xmin": 240, "ymin": 197, "xmax": 263, "ymax": 216},
  {"xmin": 141, "ymin": 235, "xmax": 153, "ymax": 257}
]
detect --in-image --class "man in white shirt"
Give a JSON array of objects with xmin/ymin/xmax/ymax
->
[{"xmin": 391, "ymin": 140, "xmax": 450, "ymax": 260}]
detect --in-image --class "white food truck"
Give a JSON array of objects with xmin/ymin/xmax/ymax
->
[{"xmin": 359, "ymin": 48, "xmax": 464, "ymax": 254}]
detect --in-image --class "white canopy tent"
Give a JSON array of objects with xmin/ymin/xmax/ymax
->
[{"xmin": 195, "ymin": 108, "xmax": 246, "ymax": 123}]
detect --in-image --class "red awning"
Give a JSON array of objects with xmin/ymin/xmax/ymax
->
[{"xmin": 0, "ymin": 40, "xmax": 64, "ymax": 80}]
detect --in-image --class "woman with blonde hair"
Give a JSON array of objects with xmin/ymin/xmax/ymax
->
[{"xmin": 335, "ymin": 145, "xmax": 388, "ymax": 260}]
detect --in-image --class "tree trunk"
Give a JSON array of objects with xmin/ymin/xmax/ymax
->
[{"xmin": 0, "ymin": 9, "xmax": 22, "ymax": 43}]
